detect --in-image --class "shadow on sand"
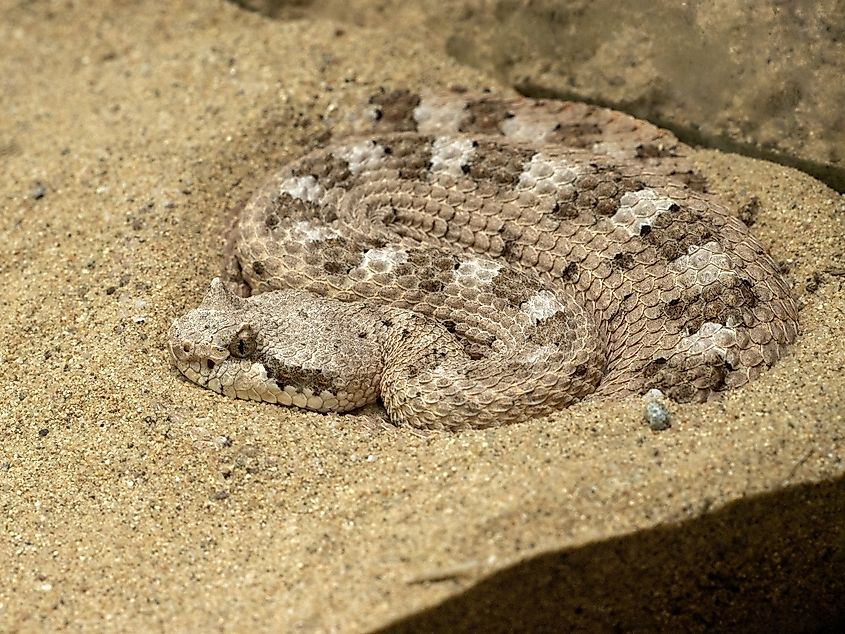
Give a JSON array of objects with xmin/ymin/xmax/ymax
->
[{"xmin": 379, "ymin": 473, "xmax": 845, "ymax": 633}]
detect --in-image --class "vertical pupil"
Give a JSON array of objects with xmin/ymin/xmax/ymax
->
[{"xmin": 238, "ymin": 339, "xmax": 246, "ymax": 355}]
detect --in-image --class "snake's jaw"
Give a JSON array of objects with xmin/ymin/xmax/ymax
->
[
  {"xmin": 169, "ymin": 318, "xmax": 268, "ymax": 401},
  {"xmin": 169, "ymin": 338, "xmax": 229, "ymax": 381},
  {"xmin": 168, "ymin": 324, "xmax": 229, "ymax": 389}
]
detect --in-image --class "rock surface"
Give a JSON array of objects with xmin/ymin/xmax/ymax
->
[{"xmin": 243, "ymin": 0, "xmax": 845, "ymax": 193}]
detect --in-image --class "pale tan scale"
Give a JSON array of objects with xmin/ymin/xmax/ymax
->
[{"xmin": 169, "ymin": 91, "xmax": 800, "ymax": 430}]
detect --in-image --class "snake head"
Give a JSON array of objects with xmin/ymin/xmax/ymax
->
[
  {"xmin": 168, "ymin": 280, "xmax": 385, "ymax": 412},
  {"xmin": 168, "ymin": 278, "xmax": 253, "ymax": 389}
]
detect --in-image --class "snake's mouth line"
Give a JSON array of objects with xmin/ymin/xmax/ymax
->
[{"xmin": 171, "ymin": 354, "xmax": 361, "ymax": 413}]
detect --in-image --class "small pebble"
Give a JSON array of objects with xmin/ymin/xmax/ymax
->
[
  {"xmin": 213, "ymin": 435, "xmax": 231, "ymax": 449},
  {"xmin": 644, "ymin": 400, "xmax": 670, "ymax": 431},
  {"xmin": 30, "ymin": 182, "xmax": 46, "ymax": 199}
]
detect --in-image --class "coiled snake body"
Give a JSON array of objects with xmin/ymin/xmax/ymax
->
[{"xmin": 169, "ymin": 91, "xmax": 799, "ymax": 430}]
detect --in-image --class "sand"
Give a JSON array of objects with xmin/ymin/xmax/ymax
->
[{"xmin": 1, "ymin": 1, "xmax": 843, "ymax": 632}]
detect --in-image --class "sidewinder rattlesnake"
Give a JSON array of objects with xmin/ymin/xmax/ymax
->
[{"xmin": 169, "ymin": 90, "xmax": 799, "ymax": 430}]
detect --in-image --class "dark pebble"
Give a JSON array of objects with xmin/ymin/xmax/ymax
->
[
  {"xmin": 31, "ymin": 183, "xmax": 46, "ymax": 199},
  {"xmin": 644, "ymin": 401, "xmax": 670, "ymax": 431}
]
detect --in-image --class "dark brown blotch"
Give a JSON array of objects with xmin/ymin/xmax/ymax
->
[
  {"xmin": 263, "ymin": 191, "xmax": 325, "ymax": 228},
  {"xmin": 635, "ymin": 143, "xmax": 676, "ymax": 159},
  {"xmin": 663, "ymin": 276, "xmax": 759, "ymax": 335},
  {"xmin": 460, "ymin": 98, "xmax": 515, "ymax": 134},
  {"xmin": 489, "ymin": 267, "xmax": 538, "ymax": 307},
  {"xmin": 528, "ymin": 311, "xmax": 575, "ymax": 347},
  {"xmin": 419, "ymin": 278, "xmax": 444, "ymax": 293},
  {"xmin": 265, "ymin": 212, "xmax": 280, "ymax": 230},
  {"xmin": 548, "ymin": 122, "xmax": 603, "ymax": 148},
  {"xmin": 612, "ymin": 252, "xmax": 636, "ymax": 270},
  {"xmin": 367, "ymin": 134, "xmax": 433, "ymax": 181},
  {"xmin": 498, "ymin": 237, "xmax": 522, "ymax": 263},
  {"xmin": 263, "ymin": 357, "xmax": 339, "ymax": 393},
  {"xmin": 465, "ymin": 140, "xmax": 535, "ymax": 187},
  {"xmin": 292, "ymin": 153, "xmax": 353, "ymax": 191},
  {"xmin": 367, "ymin": 90, "xmax": 422, "ymax": 131},
  {"xmin": 318, "ymin": 238, "xmax": 371, "ymax": 278},
  {"xmin": 670, "ymin": 169, "xmax": 708, "ymax": 193},
  {"xmin": 642, "ymin": 356, "xmax": 728, "ymax": 403},
  {"xmin": 645, "ymin": 208, "xmax": 716, "ymax": 262},
  {"xmin": 573, "ymin": 165, "xmax": 647, "ymax": 217},
  {"xmin": 549, "ymin": 196, "xmax": 581, "ymax": 220},
  {"xmin": 560, "ymin": 262, "xmax": 579, "ymax": 283},
  {"xmin": 392, "ymin": 250, "xmax": 459, "ymax": 289}
]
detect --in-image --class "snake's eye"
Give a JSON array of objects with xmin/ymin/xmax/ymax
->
[{"xmin": 228, "ymin": 325, "xmax": 257, "ymax": 358}]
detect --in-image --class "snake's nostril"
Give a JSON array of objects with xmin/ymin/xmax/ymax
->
[{"xmin": 182, "ymin": 341, "xmax": 193, "ymax": 354}]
